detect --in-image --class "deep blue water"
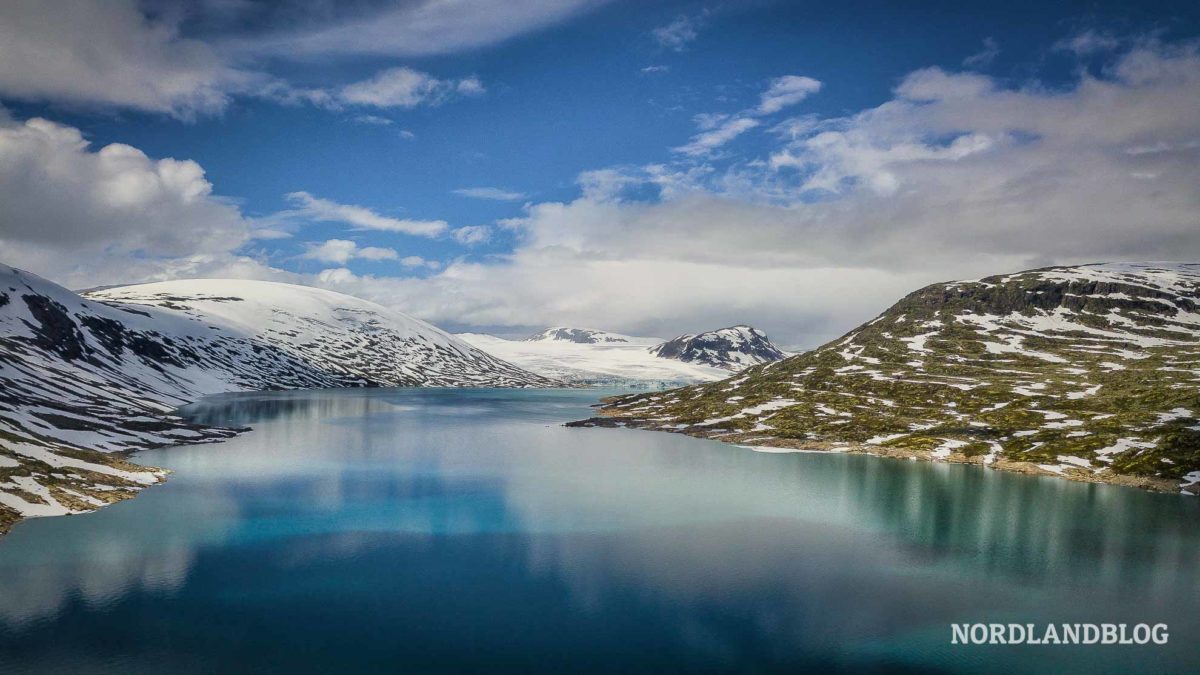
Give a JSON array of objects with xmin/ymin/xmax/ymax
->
[{"xmin": 0, "ymin": 388, "xmax": 1197, "ymax": 673}]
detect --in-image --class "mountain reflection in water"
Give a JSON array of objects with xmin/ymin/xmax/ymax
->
[{"xmin": 0, "ymin": 388, "xmax": 1195, "ymax": 673}]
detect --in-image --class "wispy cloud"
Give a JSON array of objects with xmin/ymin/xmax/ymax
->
[
  {"xmin": 401, "ymin": 255, "xmax": 442, "ymax": 269},
  {"xmin": 673, "ymin": 117, "xmax": 760, "ymax": 156},
  {"xmin": 963, "ymin": 37, "xmax": 1000, "ymax": 68},
  {"xmin": 236, "ymin": 0, "xmax": 611, "ymax": 58},
  {"xmin": 284, "ymin": 192, "xmax": 448, "ymax": 237},
  {"xmin": 351, "ymin": 114, "xmax": 393, "ymax": 126},
  {"xmin": 339, "ymin": 68, "xmax": 484, "ymax": 109},
  {"xmin": 640, "ymin": 65, "xmax": 670, "ymax": 74},
  {"xmin": 674, "ymin": 75, "xmax": 822, "ymax": 156},
  {"xmin": 652, "ymin": 13, "xmax": 705, "ymax": 51},
  {"xmin": 452, "ymin": 225, "xmax": 493, "ymax": 245},
  {"xmin": 1054, "ymin": 30, "xmax": 1121, "ymax": 56},
  {"xmin": 452, "ymin": 187, "xmax": 527, "ymax": 201},
  {"xmin": 756, "ymin": 75, "xmax": 822, "ymax": 115}
]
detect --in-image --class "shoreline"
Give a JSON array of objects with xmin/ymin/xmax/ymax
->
[
  {"xmin": 0, "ymin": 384, "xmax": 574, "ymax": 538},
  {"xmin": 566, "ymin": 413, "xmax": 1191, "ymax": 495}
]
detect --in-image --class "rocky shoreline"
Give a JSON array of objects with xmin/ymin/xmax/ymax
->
[{"xmin": 567, "ymin": 408, "xmax": 1190, "ymax": 495}]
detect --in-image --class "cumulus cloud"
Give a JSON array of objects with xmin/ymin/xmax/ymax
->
[
  {"xmin": 302, "ymin": 239, "xmax": 398, "ymax": 264},
  {"xmin": 339, "ymin": 68, "xmax": 484, "ymax": 109},
  {"xmin": 453, "ymin": 187, "xmax": 527, "ymax": 201},
  {"xmin": 284, "ymin": 192, "xmax": 449, "ymax": 237},
  {"xmin": 0, "ymin": 116, "xmax": 273, "ymax": 286}
]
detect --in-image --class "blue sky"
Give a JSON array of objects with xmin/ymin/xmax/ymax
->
[{"xmin": 1, "ymin": 0, "xmax": 1199, "ymax": 346}]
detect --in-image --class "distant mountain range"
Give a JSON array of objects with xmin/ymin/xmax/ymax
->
[
  {"xmin": 460, "ymin": 324, "xmax": 787, "ymax": 386},
  {"xmin": 575, "ymin": 263, "xmax": 1200, "ymax": 494},
  {"xmin": 0, "ymin": 264, "xmax": 554, "ymax": 533}
]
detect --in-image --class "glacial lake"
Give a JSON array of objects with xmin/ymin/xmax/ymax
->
[{"xmin": 0, "ymin": 388, "xmax": 1197, "ymax": 673}]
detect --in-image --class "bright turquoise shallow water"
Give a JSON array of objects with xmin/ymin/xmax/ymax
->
[{"xmin": 0, "ymin": 388, "xmax": 1197, "ymax": 673}]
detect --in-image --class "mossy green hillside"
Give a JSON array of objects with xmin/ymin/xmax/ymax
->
[{"xmin": 596, "ymin": 264, "xmax": 1200, "ymax": 490}]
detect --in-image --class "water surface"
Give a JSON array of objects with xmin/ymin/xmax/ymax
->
[{"xmin": 0, "ymin": 388, "xmax": 1197, "ymax": 673}]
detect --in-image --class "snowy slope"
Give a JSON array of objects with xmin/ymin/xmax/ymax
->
[
  {"xmin": 585, "ymin": 263, "xmax": 1200, "ymax": 492},
  {"xmin": 458, "ymin": 332, "xmax": 729, "ymax": 387},
  {"xmin": 91, "ymin": 279, "xmax": 555, "ymax": 389},
  {"xmin": 0, "ymin": 266, "xmax": 554, "ymax": 532}
]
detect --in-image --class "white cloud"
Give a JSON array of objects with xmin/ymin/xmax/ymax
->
[
  {"xmin": 351, "ymin": 115, "xmax": 394, "ymax": 126},
  {"xmin": 895, "ymin": 67, "xmax": 993, "ymax": 101},
  {"xmin": 236, "ymin": 0, "xmax": 610, "ymax": 57},
  {"xmin": 339, "ymin": 67, "xmax": 484, "ymax": 109},
  {"xmin": 317, "ymin": 267, "xmax": 356, "ymax": 284},
  {"xmin": 401, "ymin": 256, "xmax": 441, "ymax": 270},
  {"xmin": 0, "ymin": 116, "xmax": 269, "ymax": 286},
  {"xmin": 6, "ymin": 39, "xmax": 1199, "ymax": 349},
  {"xmin": 756, "ymin": 75, "xmax": 822, "ymax": 115},
  {"xmin": 1055, "ymin": 30, "xmax": 1121, "ymax": 56},
  {"xmin": 284, "ymin": 192, "xmax": 448, "ymax": 237},
  {"xmin": 341, "ymin": 42, "xmax": 1200, "ymax": 346},
  {"xmin": 674, "ymin": 75, "xmax": 822, "ymax": 157},
  {"xmin": 652, "ymin": 14, "xmax": 704, "ymax": 51},
  {"xmin": 452, "ymin": 225, "xmax": 493, "ymax": 246},
  {"xmin": 0, "ymin": 0, "xmax": 246, "ymax": 118},
  {"xmin": 0, "ymin": 0, "xmax": 578, "ymax": 116},
  {"xmin": 302, "ymin": 239, "xmax": 398, "ymax": 264},
  {"xmin": 963, "ymin": 37, "xmax": 1001, "ymax": 68},
  {"xmin": 453, "ymin": 187, "xmax": 527, "ymax": 201},
  {"xmin": 640, "ymin": 65, "xmax": 671, "ymax": 75},
  {"xmin": 673, "ymin": 117, "xmax": 760, "ymax": 156}
]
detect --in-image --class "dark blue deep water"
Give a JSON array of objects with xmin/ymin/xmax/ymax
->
[{"xmin": 0, "ymin": 388, "xmax": 1197, "ymax": 673}]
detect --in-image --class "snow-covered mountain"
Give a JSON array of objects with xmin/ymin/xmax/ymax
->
[
  {"xmin": 91, "ymin": 279, "xmax": 556, "ymax": 389},
  {"xmin": 459, "ymin": 324, "xmax": 784, "ymax": 386},
  {"xmin": 650, "ymin": 325, "xmax": 786, "ymax": 371},
  {"xmin": 0, "ymin": 265, "xmax": 554, "ymax": 533},
  {"xmin": 523, "ymin": 327, "xmax": 661, "ymax": 346},
  {"xmin": 580, "ymin": 263, "xmax": 1200, "ymax": 493}
]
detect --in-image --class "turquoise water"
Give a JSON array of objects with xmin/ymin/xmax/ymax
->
[{"xmin": 0, "ymin": 388, "xmax": 1197, "ymax": 673}]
